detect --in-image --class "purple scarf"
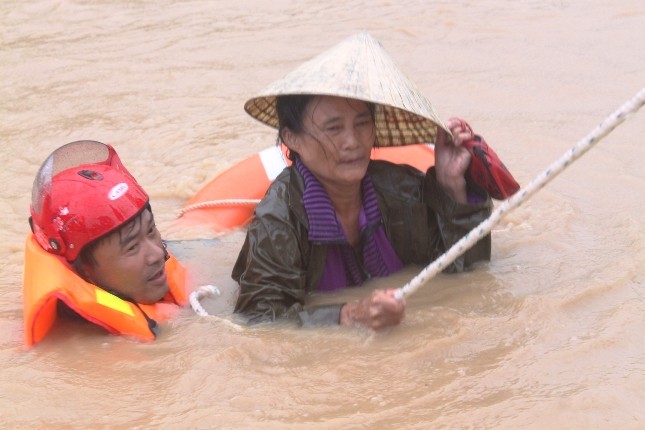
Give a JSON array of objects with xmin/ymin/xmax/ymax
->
[{"xmin": 296, "ymin": 159, "xmax": 403, "ymax": 292}]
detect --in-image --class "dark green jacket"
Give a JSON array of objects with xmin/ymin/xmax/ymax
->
[{"xmin": 232, "ymin": 160, "xmax": 492, "ymax": 326}]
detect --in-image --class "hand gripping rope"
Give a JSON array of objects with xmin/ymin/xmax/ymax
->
[{"xmin": 394, "ymin": 87, "xmax": 645, "ymax": 301}]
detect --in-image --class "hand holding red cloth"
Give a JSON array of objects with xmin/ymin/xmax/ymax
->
[{"xmin": 457, "ymin": 120, "xmax": 520, "ymax": 200}]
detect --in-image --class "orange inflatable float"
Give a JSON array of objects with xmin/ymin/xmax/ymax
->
[{"xmin": 175, "ymin": 144, "xmax": 435, "ymax": 233}]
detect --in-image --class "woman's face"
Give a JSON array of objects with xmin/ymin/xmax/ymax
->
[
  {"xmin": 83, "ymin": 209, "xmax": 169, "ymax": 304},
  {"xmin": 283, "ymin": 96, "xmax": 376, "ymax": 191}
]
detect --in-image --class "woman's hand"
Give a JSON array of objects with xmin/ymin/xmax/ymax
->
[
  {"xmin": 434, "ymin": 117, "xmax": 473, "ymax": 204},
  {"xmin": 340, "ymin": 289, "xmax": 406, "ymax": 330}
]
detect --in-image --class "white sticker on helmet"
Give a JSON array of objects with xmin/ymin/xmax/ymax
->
[{"xmin": 108, "ymin": 183, "xmax": 129, "ymax": 200}]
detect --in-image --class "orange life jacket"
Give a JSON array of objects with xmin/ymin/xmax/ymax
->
[{"xmin": 22, "ymin": 233, "xmax": 189, "ymax": 348}]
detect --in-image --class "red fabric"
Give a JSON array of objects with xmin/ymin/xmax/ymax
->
[{"xmin": 458, "ymin": 121, "xmax": 520, "ymax": 200}]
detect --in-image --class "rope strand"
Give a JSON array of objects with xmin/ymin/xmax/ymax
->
[
  {"xmin": 177, "ymin": 198, "xmax": 261, "ymax": 218},
  {"xmin": 394, "ymin": 87, "xmax": 645, "ymax": 301},
  {"xmin": 189, "ymin": 284, "xmax": 221, "ymax": 316}
]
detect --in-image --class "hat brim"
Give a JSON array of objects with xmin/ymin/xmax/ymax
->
[{"xmin": 244, "ymin": 32, "xmax": 450, "ymax": 147}]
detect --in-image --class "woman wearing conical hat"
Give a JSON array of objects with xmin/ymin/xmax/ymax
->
[{"xmin": 232, "ymin": 32, "xmax": 501, "ymax": 330}]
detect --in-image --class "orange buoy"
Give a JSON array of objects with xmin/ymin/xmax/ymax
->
[{"xmin": 174, "ymin": 144, "xmax": 434, "ymax": 233}]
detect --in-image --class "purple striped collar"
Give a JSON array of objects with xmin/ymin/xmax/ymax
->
[
  {"xmin": 296, "ymin": 158, "xmax": 382, "ymax": 243},
  {"xmin": 295, "ymin": 158, "xmax": 404, "ymax": 290}
]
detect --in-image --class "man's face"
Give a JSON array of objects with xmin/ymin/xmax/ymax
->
[{"xmin": 84, "ymin": 209, "xmax": 169, "ymax": 304}]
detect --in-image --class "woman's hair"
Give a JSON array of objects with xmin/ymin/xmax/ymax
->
[
  {"xmin": 275, "ymin": 95, "xmax": 377, "ymax": 162},
  {"xmin": 275, "ymin": 95, "xmax": 313, "ymax": 162}
]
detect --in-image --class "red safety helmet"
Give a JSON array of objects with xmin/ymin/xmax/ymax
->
[{"xmin": 29, "ymin": 141, "xmax": 149, "ymax": 262}]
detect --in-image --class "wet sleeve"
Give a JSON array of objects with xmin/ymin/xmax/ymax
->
[
  {"xmin": 232, "ymin": 211, "xmax": 343, "ymax": 326},
  {"xmin": 424, "ymin": 167, "xmax": 493, "ymax": 272},
  {"xmin": 288, "ymin": 303, "xmax": 344, "ymax": 327}
]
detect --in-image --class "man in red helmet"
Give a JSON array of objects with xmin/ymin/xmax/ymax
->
[{"xmin": 23, "ymin": 141, "xmax": 189, "ymax": 347}]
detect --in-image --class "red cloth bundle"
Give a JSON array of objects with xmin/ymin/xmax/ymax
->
[{"xmin": 459, "ymin": 121, "xmax": 520, "ymax": 200}]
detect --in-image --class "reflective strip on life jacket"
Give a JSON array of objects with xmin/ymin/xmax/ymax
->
[{"xmin": 22, "ymin": 234, "xmax": 188, "ymax": 348}]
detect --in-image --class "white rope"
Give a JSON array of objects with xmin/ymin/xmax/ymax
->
[
  {"xmin": 394, "ymin": 87, "xmax": 645, "ymax": 301},
  {"xmin": 177, "ymin": 198, "xmax": 262, "ymax": 218},
  {"xmin": 189, "ymin": 284, "xmax": 221, "ymax": 316},
  {"xmin": 189, "ymin": 284, "xmax": 246, "ymax": 331}
]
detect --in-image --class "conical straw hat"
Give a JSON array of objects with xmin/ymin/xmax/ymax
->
[{"xmin": 244, "ymin": 31, "xmax": 449, "ymax": 147}]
